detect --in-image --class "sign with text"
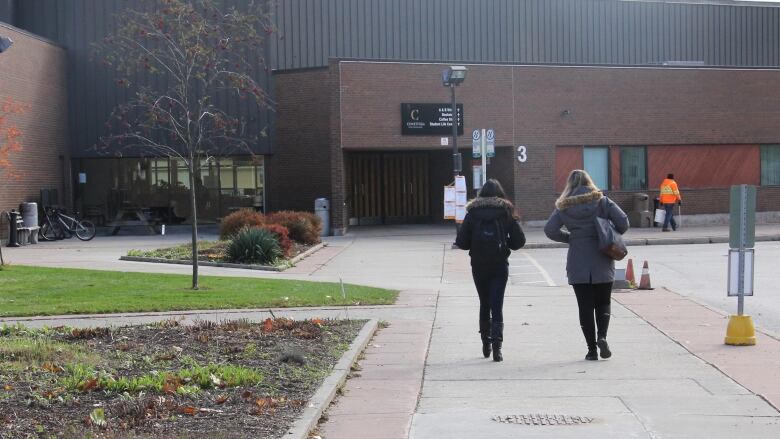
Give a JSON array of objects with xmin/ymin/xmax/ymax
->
[
  {"xmin": 729, "ymin": 184, "xmax": 756, "ymax": 249},
  {"xmin": 401, "ymin": 103, "xmax": 464, "ymax": 135},
  {"xmin": 486, "ymin": 129, "xmax": 495, "ymax": 157}
]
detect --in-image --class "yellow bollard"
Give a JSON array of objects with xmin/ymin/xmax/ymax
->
[{"xmin": 724, "ymin": 315, "xmax": 756, "ymax": 346}]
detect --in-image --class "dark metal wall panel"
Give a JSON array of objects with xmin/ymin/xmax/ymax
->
[
  {"xmin": 0, "ymin": 0, "xmax": 14, "ymax": 23},
  {"xmin": 12, "ymin": 0, "xmax": 273, "ymax": 158},
  {"xmin": 267, "ymin": 0, "xmax": 780, "ymax": 69},
  {"xmin": 8, "ymin": 0, "xmax": 780, "ymax": 159}
]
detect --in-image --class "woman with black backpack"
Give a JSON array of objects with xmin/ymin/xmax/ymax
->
[
  {"xmin": 544, "ymin": 169, "xmax": 629, "ymax": 361},
  {"xmin": 455, "ymin": 179, "xmax": 526, "ymax": 362}
]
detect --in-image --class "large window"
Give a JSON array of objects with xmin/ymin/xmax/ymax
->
[
  {"xmin": 761, "ymin": 145, "xmax": 780, "ymax": 186},
  {"xmin": 620, "ymin": 146, "xmax": 647, "ymax": 190},
  {"xmin": 583, "ymin": 146, "xmax": 609, "ymax": 190}
]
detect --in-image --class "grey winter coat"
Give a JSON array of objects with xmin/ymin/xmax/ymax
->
[{"xmin": 544, "ymin": 188, "xmax": 629, "ymax": 285}]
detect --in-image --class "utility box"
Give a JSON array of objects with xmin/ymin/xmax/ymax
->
[
  {"xmin": 314, "ymin": 198, "xmax": 330, "ymax": 237},
  {"xmin": 628, "ymin": 193, "xmax": 653, "ymax": 228}
]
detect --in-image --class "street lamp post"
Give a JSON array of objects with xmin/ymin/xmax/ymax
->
[
  {"xmin": 442, "ymin": 66, "xmax": 467, "ymax": 179},
  {"xmin": 442, "ymin": 66, "xmax": 467, "ymax": 243}
]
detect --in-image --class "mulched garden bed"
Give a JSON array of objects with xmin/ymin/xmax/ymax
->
[
  {"xmin": 0, "ymin": 318, "xmax": 363, "ymax": 438},
  {"xmin": 127, "ymin": 241, "xmax": 316, "ymax": 265}
]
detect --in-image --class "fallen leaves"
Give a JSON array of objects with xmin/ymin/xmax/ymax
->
[
  {"xmin": 41, "ymin": 363, "xmax": 64, "ymax": 373},
  {"xmin": 69, "ymin": 327, "xmax": 110, "ymax": 340},
  {"xmin": 252, "ymin": 396, "xmax": 278, "ymax": 415},
  {"xmin": 180, "ymin": 406, "xmax": 198, "ymax": 416},
  {"xmin": 78, "ymin": 378, "xmax": 99, "ymax": 392},
  {"xmin": 262, "ymin": 318, "xmax": 274, "ymax": 333}
]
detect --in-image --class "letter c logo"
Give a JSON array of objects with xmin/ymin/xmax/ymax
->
[{"xmin": 410, "ymin": 109, "xmax": 420, "ymax": 121}]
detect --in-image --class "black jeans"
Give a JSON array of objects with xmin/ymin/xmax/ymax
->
[
  {"xmin": 663, "ymin": 203, "xmax": 677, "ymax": 230},
  {"xmin": 471, "ymin": 263, "xmax": 509, "ymax": 336},
  {"xmin": 572, "ymin": 282, "xmax": 613, "ymax": 349}
]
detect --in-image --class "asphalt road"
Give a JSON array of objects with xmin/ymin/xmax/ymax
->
[{"xmin": 524, "ymin": 241, "xmax": 780, "ymax": 334}]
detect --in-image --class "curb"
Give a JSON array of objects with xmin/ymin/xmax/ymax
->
[
  {"xmin": 118, "ymin": 242, "xmax": 327, "ymax": 272},
  {"xmin": 285, "ymin": 318, "xmax": 379, "ymax": 439},
  {"xmin": 523, "ymin": 233, "xmax": 780, "ymax": 249}
]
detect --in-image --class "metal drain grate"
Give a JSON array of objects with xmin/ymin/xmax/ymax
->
[{"xmin": 492, "ymin": 414, "xmax": 593, "ymax": 426}]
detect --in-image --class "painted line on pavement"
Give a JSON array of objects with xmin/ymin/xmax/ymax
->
[{"xmin": 520, "ymin": 252, "xmax": 557, "ymax": 287}]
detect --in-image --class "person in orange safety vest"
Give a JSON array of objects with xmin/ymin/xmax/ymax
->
[{"xmin": 659, "ymin": 173, "xmax": 682, "ymax": 231}]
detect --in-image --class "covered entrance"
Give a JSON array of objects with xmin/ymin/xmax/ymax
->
[{"xmin": 347, "ymin": 152, "xmax": 432, "ymax": 225}]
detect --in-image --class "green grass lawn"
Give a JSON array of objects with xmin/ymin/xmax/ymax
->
[{"xmin": 0, "ymin": 265, "xmax": 398, "ymax": 317}]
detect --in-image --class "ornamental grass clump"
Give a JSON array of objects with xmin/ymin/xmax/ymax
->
[{"xmin": 227, "ymin": 227, "xmax": 282, "ymax": 265}]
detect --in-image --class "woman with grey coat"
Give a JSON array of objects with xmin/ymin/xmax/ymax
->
[{"xmin": 544, "ymin": 170, "xmax": 629, "ymax": 361}]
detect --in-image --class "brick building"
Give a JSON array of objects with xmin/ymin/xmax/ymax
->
[
  {"xmin": 0, "ymin": 23, "xmax": 68, "ymax": 240},
  {"xmin": 2, "ymin": 0, "xmax": 780, "ymax": 237},
  {"xmin": 272, "ymin": 60, "xmax": 780, "ymax": 234}
]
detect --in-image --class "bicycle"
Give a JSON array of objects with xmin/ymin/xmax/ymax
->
[{"xmin": 39, "ymin": 207, "xmax": 96, "ymax": 241}]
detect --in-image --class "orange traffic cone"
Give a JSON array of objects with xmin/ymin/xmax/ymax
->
[
  {"xmin": 638, "ymin": 260, "xmax": 653, "ymax": 290},
  {"xmin": 625, "ymin": 259, "xmax": 636, "ymax": 287}
]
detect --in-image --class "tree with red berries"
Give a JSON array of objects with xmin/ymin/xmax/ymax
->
[{"xmin": 95, "ymin": 0, "xmax": 273, "ymax": 289}]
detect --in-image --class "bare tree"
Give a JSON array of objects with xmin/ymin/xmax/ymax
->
[{"xmin": 95, "ymin": 0, "xmax": 274, "ymax": 289}]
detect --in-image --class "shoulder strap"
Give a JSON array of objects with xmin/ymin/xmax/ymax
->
[{"xmin": 597, "ymin": 197, "xmax": 608, "ymax": 219}]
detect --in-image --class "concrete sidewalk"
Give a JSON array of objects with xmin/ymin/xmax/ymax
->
[{"xmin": 411, "ymin": 279, "xmax": 780, "ymax": 438}]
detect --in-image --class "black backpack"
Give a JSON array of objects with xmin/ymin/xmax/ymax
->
[{"xmin": 470, "ymin": 217, "xmax": 508, "ymax": 262}]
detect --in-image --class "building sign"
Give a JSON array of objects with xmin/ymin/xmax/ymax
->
[{"xmin": 401, "ymin": 103, "xmax": 464, "ymax": 135}]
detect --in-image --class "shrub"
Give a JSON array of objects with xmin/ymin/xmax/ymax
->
[
  {"xmin": 227, "ymin": 227, "xmax": 281, "ymax": 265},
  {"xmin": 220, "ymin": 209, "xmax": 264, "ymax": 240},
  {"xmin": 266, "ymin": 211, "xmax": 322, "ymax": 244},
  {"xmin": 258, "ymin": 224, "xmax": 293, "ymax": 258}
]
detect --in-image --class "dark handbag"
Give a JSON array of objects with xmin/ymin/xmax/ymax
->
[{"xmin": 595, "ymin": 197, "xmax": 628, "ymax": 261}]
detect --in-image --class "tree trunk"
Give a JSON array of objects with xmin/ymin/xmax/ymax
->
[{"xmin": 188, "ymin": 163, "xmax": 199, "ymax": 290}]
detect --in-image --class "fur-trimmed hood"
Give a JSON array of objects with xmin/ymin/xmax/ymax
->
[
  {"xmin": 466, "ymin": 196, "xmax": 514, "ymax": 212},
  {"xmin": 555, "ymin": 189, "xmax": 603, "ymax": 211}
]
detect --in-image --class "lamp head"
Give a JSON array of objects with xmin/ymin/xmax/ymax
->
[
  {"xmin": 0, "ymin": 36, "xmax": 13, "ymax": 53},
  {"xmin": 442, "ymin": 65, "xmax": 467, "ymax": 86}
]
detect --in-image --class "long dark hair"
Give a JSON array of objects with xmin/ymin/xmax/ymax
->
[
  {"xmin": 478, "ymin": 178, "xmax": 519, "ymax": 219},
  {"xmin": 478, "ymin": 178, "xmax": 506, "ymax": 199}
]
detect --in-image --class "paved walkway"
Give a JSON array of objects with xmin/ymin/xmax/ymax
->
[{"xmin": 2, "ymin": 224, "xmax": 780, "ymax": 438}]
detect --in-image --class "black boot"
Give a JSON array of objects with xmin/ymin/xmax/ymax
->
[
  {"xmin": 596, "ymin": 305, "xmax": 612, "ymax": 359},
  {"xmin": 479, "ymin": 319, "xmax": 492, "ymax": 358},
  {"xmin": 491, "ymin": 322, "xmax": 503, "ymax": 362},
  {"xmin": 585, "ymin": 348, "xmax": 598, "ymax": 361}
]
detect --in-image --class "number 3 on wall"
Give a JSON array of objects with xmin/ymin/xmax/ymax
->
[{"xmin": 517, "ymin": 145, "xmax": 527, "ymax": 163}]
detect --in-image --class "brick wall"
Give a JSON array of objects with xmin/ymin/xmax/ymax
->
[
  {"xmin": 0, "ymin": 24, "xmax": 69, "ymax": 241},
  {"xmin": 267, "ymin": 68, "xmax": 333, "ymax": 217},
  {"xmin": 330, "ymin": 61, "xmax": 780, "ymax": 221}
]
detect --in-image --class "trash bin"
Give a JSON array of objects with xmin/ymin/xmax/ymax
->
[
  {"xmin": 628, "ymin": 193, "xmax": 653, "ymax": 228},
  {"xmin": 20, "ymin": 202, "xmax": 38, "ymax": 228},
  {"xmin": 6, "ymin": 210, "xmax": 20, "ymax": 247},
  {"xmin": 314, "ymin": 198, "xmax": 330, "ymax": 237},
  {"xmin": 632, "ymin": 193, "xmax": 649, "ymax": 213}
]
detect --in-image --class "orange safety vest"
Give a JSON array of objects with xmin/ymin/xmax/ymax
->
[{"xmin": 659, "ymin": 178, "xmax": 681, "ymax": 204}]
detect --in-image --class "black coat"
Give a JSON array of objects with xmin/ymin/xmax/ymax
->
[{"xmin": 455, "ymin": 197, "xmax": 526, "ymax": 267}]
